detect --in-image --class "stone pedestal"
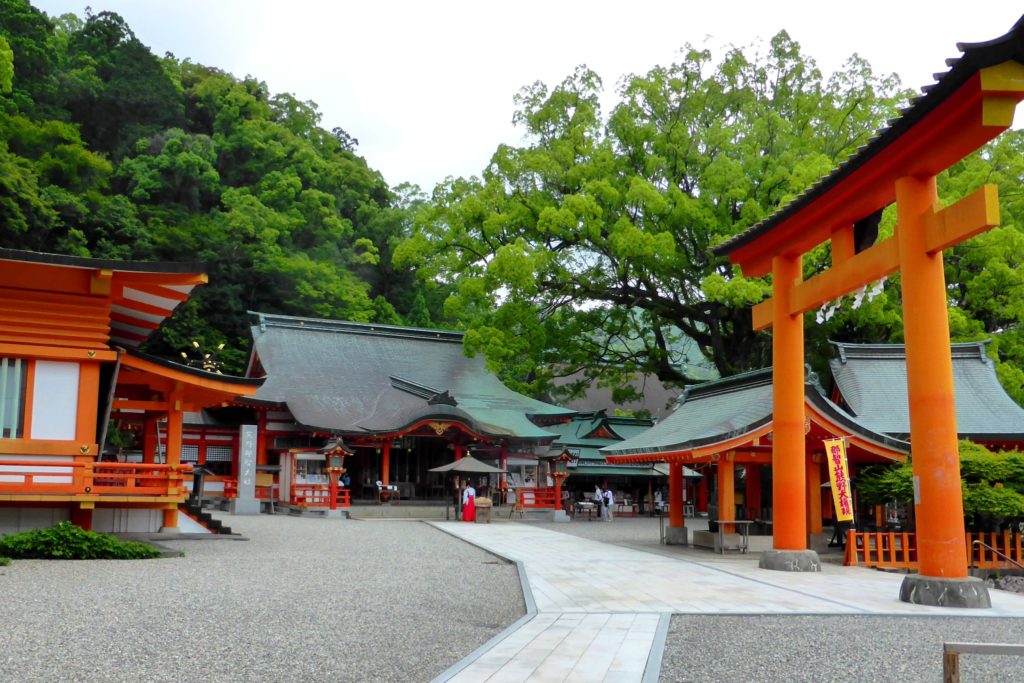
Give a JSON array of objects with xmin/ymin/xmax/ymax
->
[
  {"xmin": 899, "ymin": 575, "xmax": 991, "ymax": 608},
  {"xmin": 759, "ymin": 549, "xmax": 821, "ymax": 572},
  {"xmin": 551, "ymin": 509, "xmax": 571, "ymax": 523},
  {"xmin": 324, "ymin": 508, "xmax": 346, "ymax": 519},
  {"xmin": 229, "ymin": 498, "xmax": 260, "ymax": 515},
  {"xmin": 665, "ymin": 526, "xmax": 689, "ymax": 546}
]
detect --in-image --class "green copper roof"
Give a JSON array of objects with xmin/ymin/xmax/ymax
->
[
  {"xmin": 545, "ymin": 411, "xmax": 656, "ymax": 462},
  {"xmin": 830, "ymin": 341, "xmax": 1024, "ymax": 441},
  {"xmin": 603, "ymin": 367, "xmax": 908, "ymax": 458},
  {"xmin": 249, "ymin": 313, "xmax": 572, "ymax": 440}
]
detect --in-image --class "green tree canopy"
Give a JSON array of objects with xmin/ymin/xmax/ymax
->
[{"xmin": 396, "ymin": 34, "xmax": 908, "ymax": 397}]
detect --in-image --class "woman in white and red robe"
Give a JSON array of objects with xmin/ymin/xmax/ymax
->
[{"xmin": 462, "ymin": 483, "xmax": 476, "ymax": 522}]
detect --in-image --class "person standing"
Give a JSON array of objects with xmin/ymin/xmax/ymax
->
[
  {"xmin": 462, "ymin": 480, "xmax": 477, "ymax": 522},
  {"xmin": 604, "ymin": 487, "xmax": 615, "ymax": 522},
  {"xmin": 594, "ymin": 484, "xmax": 604, "ymax": 520}
]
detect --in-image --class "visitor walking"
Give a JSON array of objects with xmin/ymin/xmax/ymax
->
[
  {"xmin": 604, "ymin": 487, "xmax": 615, "ymax": 522},
  {"xmin": 594, "ymin": 484, "xmax": 605, "ymax": 520},
  {"xmin": 462, "ymin": 481, "xmax": 477, "ymax": 522}
]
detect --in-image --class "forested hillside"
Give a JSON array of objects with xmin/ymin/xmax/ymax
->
[{"xmin": 0, "ymin": 1, "xmax": 440, "ymax": 372}]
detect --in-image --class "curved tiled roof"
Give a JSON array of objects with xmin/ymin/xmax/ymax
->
[
  {"xmin": 601, "ymin": 369, "xmax": 775, "ymax": 457},
  {"xmin": 248, "ymin": 313, "xmax": 572, "ymax": 440},
  {"xmin": 602, "ymin": 367, "xmax": 908, "ymax": 458},
  {"xmin": 830, "ymin": 341, "xmax": 1024, "ymax": 441}
]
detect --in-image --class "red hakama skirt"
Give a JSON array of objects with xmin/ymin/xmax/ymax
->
[{"xmin": 463, "ymin": 496, "xmax": 476, "ymax": 522}]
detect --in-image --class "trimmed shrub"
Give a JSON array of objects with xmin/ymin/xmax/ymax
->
[
  {"xmin": 0, "ymin": 556, "xmax": 9, "ymax": 566},
  {"xmin": 0, "ymin": 522, "xmax": 160, "ymax": 559}
]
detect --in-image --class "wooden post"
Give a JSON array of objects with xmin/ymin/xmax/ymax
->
[
  {"xmin": 76, "ymin": 361, "xmax": 100, "ymax": 448},
  {"xmin": 717, "ymin": 457, "xmax": 735, "ymax": 533},
  {"xmin": 669, "ymin": 462, "xmax": 684, "ymax": 529},
  {"xmin": 256, "ymin": 409, "xmax": 269, "ymax": 466},
  {"xmin": 162, "ymin": 505, "xmax": 178, "ymax": 531},
  {"xmin": 166, "ymin": 398, "xmax": 183, "ymax": 469},
  {"xmin": 896, "ymin": 175, "xmax": 968, "ymax": 580},
  {"xmin": 381, "ymin": 443, "xmax": 391, "ymax": 485},
  {"xmin": 143, "ymin": 417, "xmax": 157, "ymax": 464},
  {"xmin": 943, "ymin": 651, "xmax": 960, "ymax": 683},
  {"xmin": 70, "ymin": 505, "xmax": 93, "ymax": 531},
  {"xmin": 806, "ymin": 453, "xmax": 823, "ymax": 535},
  {"xmin": 772, "ymin": 253, "xmax": 807, "ymax": 550},
  {"xmin": 746, "ymin": 464, "xmax": 762, "ymax": 519}
]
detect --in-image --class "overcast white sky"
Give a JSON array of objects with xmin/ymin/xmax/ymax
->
[{"xmin": 30, "ymin": 1, "xmax": 1024, "ymax": 191}]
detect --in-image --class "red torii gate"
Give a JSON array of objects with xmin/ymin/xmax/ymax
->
[{"xmin": 713, "ymin": 18, "xmax": 1024, "ymax": 606}]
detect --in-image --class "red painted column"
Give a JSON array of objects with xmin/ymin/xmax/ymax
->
[
  {"xmin": 746, "ymin": 464, "xmax": 762, "ymax": 519},
  {"xmin": 806, "ymin": 453, "xmax": 823, "ymax": 534},
  {"xmin": 698, "ymin": 474, "xmax": 709, "ymax": 513},
  {"xmin": 143, "ymin": 417, "xmax": 157, "ymax": 464},
  {"xmin": 162, "ymin": 397, "xmax": 184, "ymax": 531},
  {"xmin": 381, "ymin": 443, "xmax": 391, "ymax": 485},
  {"xmin": 896, "ymin": 175, "xmax": 968, "ymax": 580},
  {"xmin": 771, "ymin": 253, "xmax": 807, "ymax": 550},
  {"xmin": 717, "ymin": 457, "xmax": 736, "ymax": 533},
  {"xmin": 70, "ymin": 506, "xmax": 93, "ymax": 531},
  {"xmin": 669, "ymin": 462, "xmax": 684, "ymax": 528},
  {"xmin": 256, "ymin": 409, "xmax": 268, "ymax": 466}
]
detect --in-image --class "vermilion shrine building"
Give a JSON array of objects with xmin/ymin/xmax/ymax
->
[
  {"xmin": 0, "ymin": 249, "xmax": 260, "ymax": 534},
  {"xmin": 221, "ymin": 313, "xmax": 575, "ymax": 512},
  {"xmin": 604, "ymin": 364, "xmax": 911, "ymax": 547}
]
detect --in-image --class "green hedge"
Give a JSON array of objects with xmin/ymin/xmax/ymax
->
[{"xmin": 0, "ymin": 522, "xmax": 160, "ymax": 560}]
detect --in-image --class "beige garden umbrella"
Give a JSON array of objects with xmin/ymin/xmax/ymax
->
[{"xmin": 430, "ymin": 455, "xmax": 507, "ymax": 520}]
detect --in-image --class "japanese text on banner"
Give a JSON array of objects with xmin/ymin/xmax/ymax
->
[{"xmin": 824, "ymin": 438, "xmax": 854, "ymax": 522}]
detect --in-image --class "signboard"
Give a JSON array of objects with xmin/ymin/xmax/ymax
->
[{"xmin": 824, "ymin": 438, "xmax": 854, "ymax": 522}]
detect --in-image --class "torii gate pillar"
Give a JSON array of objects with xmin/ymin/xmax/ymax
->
[
  {"xmin": 758, "ymin": 254, "xmax": 822, "ymax": 573},
  {"xmin": 895, "ymin": 176, "xmax": 989, "ymax": 607}
]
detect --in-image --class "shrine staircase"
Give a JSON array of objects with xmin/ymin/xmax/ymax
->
[{"xmin": 180, "ymin": 501, "xmax": 234, "ymax": 534}]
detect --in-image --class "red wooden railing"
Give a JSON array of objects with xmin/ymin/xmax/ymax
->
[
  {"xmin": 289, "ymin": 484, "xmax": 350, "ymax": 508},
  {"xmin": 518, "ymin": 487, "xmax": 557, "ymax": 509},
  {"xmin": 222, "ymin": 480, "xmax": 275, "ymax": 499},
  {"xmin": 967, "ymin": 530, "xmax": 1024, "ymax": 569},
  {"xmin": 845, "ymin": 530, "xmax": 1024, "ymax": 570},
  {"xmin": 0, "ymin": 459, "xmax": 188, "ymax": 497}
]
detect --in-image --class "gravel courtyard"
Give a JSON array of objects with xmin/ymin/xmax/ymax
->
[{"xmin": 0, "ymin": 515, "xmax": 524, "ymax": 683}]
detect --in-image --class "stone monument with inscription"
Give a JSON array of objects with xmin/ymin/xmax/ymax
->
[{"xmin": 230, "ymin": 424, "xmax": 260, "ymax": 515}]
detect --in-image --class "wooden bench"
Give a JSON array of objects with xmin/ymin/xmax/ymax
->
[{"xmin": 944, "ymin": 642, "xmax": 1024, "ymax": 683}]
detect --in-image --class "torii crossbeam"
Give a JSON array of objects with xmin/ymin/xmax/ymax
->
[{"xmin": 713, "ymin": 17, "xmax": 1024, "ymax": 607}]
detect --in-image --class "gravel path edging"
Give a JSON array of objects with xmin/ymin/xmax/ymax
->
[
  {"xmin": 642, "ymin": 613, "xmax": 672, "ymax": 683},
  {"xmin": 427, "ymin": 522, "xmax": 538, "ymax": 683}
]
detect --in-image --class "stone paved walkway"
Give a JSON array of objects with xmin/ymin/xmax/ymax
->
[{"xmin": 431, "ymin": 521, "xmax": 1024, "ymax": 682}]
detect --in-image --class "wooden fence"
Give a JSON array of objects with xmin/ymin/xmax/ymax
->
[{"xmin": 845, "ymin": 530, "xmax": 1024, "ymax": 570}]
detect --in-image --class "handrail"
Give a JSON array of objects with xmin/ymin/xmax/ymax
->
[{"xmin": 972, "ymin": 539, "xmax": 1024, "ymax": 571}]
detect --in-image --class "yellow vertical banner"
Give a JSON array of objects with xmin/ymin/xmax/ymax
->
[{"xmin": 824, "ymin": 438, "xmax": 854, "ymax": 522}]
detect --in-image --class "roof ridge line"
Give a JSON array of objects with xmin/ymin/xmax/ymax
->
[{"xmin": 252, "ymin": 312, "xmax": 464, "ymax": 342}]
